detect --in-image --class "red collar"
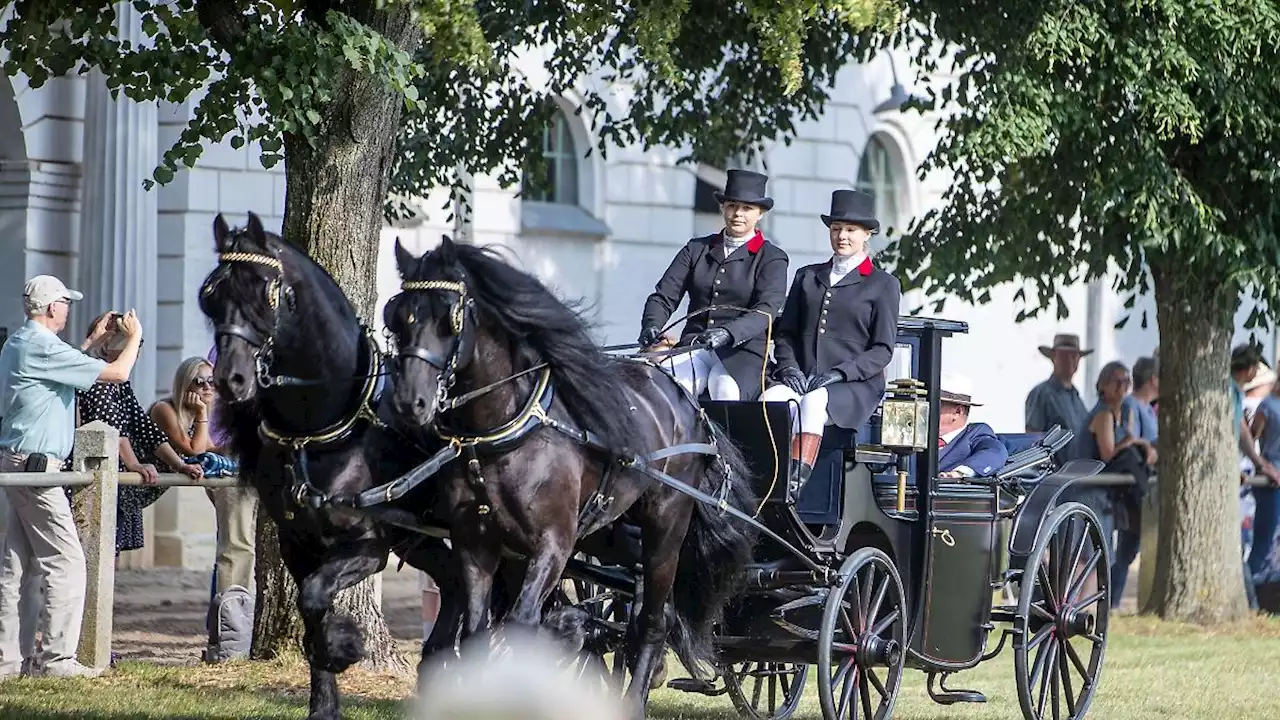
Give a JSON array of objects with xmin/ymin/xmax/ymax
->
[
  {"xmin": 857, "ymin": 255, "xmax": 874, "ymax": 276},
  {"xmin": 719, "ymin": 229, "xmax": 765, "ymax": 254}
]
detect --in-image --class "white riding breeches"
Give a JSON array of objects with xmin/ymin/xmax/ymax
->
[
  {"xmin": 761, "ymin": 384, "xmax": 830, "ymax": 436},
  {"xmin": 661, "ymin": 348, "xmax": 742, "ymax": 401}
]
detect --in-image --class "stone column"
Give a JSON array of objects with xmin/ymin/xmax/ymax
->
[
  {"xmin": 70, "ymin": 421, "xmax": 121, "ymax": 670},
  {"xmin": 77, "ymin": 1, "xmax": 159, "ymax": 405}
]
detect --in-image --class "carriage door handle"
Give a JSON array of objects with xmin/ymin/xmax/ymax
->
[{"xmin": 930, "ymin": 526, "xmax": 956, "ymax": 547}]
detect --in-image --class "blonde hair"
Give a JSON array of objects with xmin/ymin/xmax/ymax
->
[{"xmin": 171, "ymin": 356, "xmax": 213, "ymax": 431}]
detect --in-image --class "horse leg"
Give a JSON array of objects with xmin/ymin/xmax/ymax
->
[
  {"xmin": 455, "ymin": 535, "xmax": 502, "ymax": 658},
  {"xmin": 400, "ymin": 538, "xmax": 464, "ymax": 691},
  {"xmin": 276, "ymin": 534, "xmax": 341, "ymax": 720},
  {"xmin": 504, "ymin": 531, "xmax": 573, "ymax": 635},
  {"xmin": 295, "ymin": 543, "xmax": 386, "ymax": 720},
  {"xmin": 624, "ymin": 506, "xmax": 689, "ymax": 718}
]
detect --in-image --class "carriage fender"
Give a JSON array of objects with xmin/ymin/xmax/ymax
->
[{"xmin": 1006, "ymin": 459, "xmax": 1105, "ymax": 563}]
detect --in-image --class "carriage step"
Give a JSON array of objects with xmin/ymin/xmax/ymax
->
[
  {"xmin": 927, "ymin": 672, "xmax": 987, "ymax": 705},
  {"xmin": 667, "ymin": 678, "xmax": 719, "ymax": 695},
  {"xmin": 931, "ymin": 689, "xmax": 987, "ymax": 705}
]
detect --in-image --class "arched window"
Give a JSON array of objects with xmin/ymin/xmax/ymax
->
[
  {"xmin": 524, "ymin": 110, "xmax": 579, "ymax": 206},
  {"xmin": 855, "ymin": 135, "xmax": 905, "ymax": 234}
]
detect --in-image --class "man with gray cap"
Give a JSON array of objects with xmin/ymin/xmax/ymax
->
[{"xmin": 0, "ymin": 275, "xmax": 143, "ymax": 679}]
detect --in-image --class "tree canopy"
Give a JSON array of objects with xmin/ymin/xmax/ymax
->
[
  {"xmin": 891, "ymin": 0, "xmax": 1280, "ymax": 326},
  {"xmin": 2, "ymin": 0, "xmax": 902, "ymax": 220}
]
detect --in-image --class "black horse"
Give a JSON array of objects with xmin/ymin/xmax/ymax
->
[
  {"xmin": 198, "ymin": 213, "xmax": 475, "ymax": 720},
  {"xmin": 383, "ymin": 236, "xmax": 758, "ymax": 714}
]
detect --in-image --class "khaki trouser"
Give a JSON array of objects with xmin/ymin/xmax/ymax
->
[
  {"xmin": 205, "ymin": 486, "xmax": 257, "ymax": 594},
  {"xmin": 0, "ymin": 451, "xmax": 86, "ymax": 674}
]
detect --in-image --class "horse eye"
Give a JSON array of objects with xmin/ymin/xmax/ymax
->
[{"xmin": 407, "ymin": 313, "xmax": 415, "ymax": 324}]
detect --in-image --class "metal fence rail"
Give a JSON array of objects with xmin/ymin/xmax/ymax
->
[{"xmin": 0, "ymin": 421, "xmax": 237, "ymax": 669}]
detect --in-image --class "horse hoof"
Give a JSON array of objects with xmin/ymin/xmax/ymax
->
[
  {"xmin": 321, "ymin": 614, "xmax": 365, "ymax": 672},
  {"xmin": 649, "ymin": 657, "xmax": 668, "ymax": 690}
]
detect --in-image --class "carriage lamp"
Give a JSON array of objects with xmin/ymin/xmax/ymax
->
[
  {"xmin": 880, "ymin": 379, "xmax": 930, "ymax": 513},
  {"xmin": 880, "ymin": 379, "xmax": 929, "ymax": 450}
]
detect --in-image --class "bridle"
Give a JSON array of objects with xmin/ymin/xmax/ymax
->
[
  {"xmin": 393, "ymin": 278, "xmax": 475, "ymax": 413},
  {"xmin": 204, "ymin": 250, "xmax": 289, "ymax": 388},
  {"xmin": 204, "ymin": 248, "xmax": 387, "ymax": 456}
]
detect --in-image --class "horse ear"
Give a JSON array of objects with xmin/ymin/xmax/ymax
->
[
  {"xmin": 213, "ymin": 214, "xmax": 231, "ymax": 251},
  {"xmin": 394, "ymin": 237, "xmax": 417, "ymax": 276},
  {"xmin": 437, "ymin": 234, "xmax": 457, "ymax": 263},
  {"xmin": 246, "ymin": 211, "xmax": 266, "ymax": 240}
]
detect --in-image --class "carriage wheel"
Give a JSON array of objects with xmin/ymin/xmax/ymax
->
[
  {"xmin": 1014, "ymin": 501, "xmax": 1110, "ymax": 720},
  {"xmin": 818, "ymin": 548, "xmax": 907, "ymax": 720},
  {"xmin": 551, "ymin": 569, "xmax": 629, "ymax": 693},
  {"xmin": 724, "ymin": 661, "xmax": 809, "ymax": 720}
]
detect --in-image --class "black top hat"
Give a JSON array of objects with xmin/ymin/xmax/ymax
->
[
  {"xmin": 821, "ymin": 189, "xmax": 880, "ymax": 232},
  {"xmin": 713, "ymin": 169, "xmax": 774, "ymax": 211}
]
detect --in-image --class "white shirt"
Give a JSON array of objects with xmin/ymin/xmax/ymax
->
[
  {"xmin": 940, "ymin": 424, "xmax": 975, "ymax": 477},
  {"xmin": 721, "ymin": 232, "xmax": 750, "ymax": 257},
  {"xmin": 830, "ymin": 253, "xmax": 867, "ymax": 285}
]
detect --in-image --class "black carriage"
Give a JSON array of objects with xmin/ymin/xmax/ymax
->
[{"xmin": 563, "ymin": 317, "xmax": 1111, "ymax": 720}]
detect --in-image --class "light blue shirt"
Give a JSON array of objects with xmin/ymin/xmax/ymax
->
[{"xmin": 0, "ymin": 320, "xmax": 107, "ymax": 460}]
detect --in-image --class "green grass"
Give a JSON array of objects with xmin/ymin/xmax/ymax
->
[{"xmin": 2, "ymin": 615, "xmax": 1279, "ymax": 719}]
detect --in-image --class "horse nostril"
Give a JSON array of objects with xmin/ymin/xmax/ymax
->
[
  {"xmin": 412, "ymin": 396, "xmax": 428, "ymax": 413},
  {"xmin": 229, "ymin": 372, "xmax": 246, "ymax": 389}
]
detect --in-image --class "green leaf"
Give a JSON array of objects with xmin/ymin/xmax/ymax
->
[{"xmin": 152, "ymin": 165, "xmax": 175, "ymax": 185}]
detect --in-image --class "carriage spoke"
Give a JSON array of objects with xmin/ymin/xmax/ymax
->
[
  {"xmin": 1026, "ymin": 622, "xmax": 1055, "ymax": 651},
  {"xmin": 870, "ymin": 608, "xmax": 901, "ymax": 637},
  {"xmin": 767, "ymin": 666, "xmax": 777, "ymax": 712},
  {"xmin": 1030, "ymin": 601, "xmax": 1056, "ymax": 623},
  {"xmin": 859, "ymin": 669, "xmax": 875, "ymax": 720},
  {"xmin": 1038, "ymin": 563, "xmax": 1060, "ymax": 611},
  {"xmin": 840, "ymin": 607, "xmax": 860, "ymax": 643},
  {"xmin": 1028, "ymin": 633, "xmax": 1051, "ymax": 691},
  {"xmin": 867, "ymin": 574, "xmax": 889, "ymax": 629},
  {"xmin": 1058, "ymin": 639, "xmax": 1079, "ymax": 717},
  {"xmin": 858, "ymin": 566, "xmax": 875, "ymax": 632},
  {"xmin": 837, "ymin": 660, "xmax": 858, "ymax": 717},
  {"xmin": 867, "ymin": 667, "xmax": 888, "ymax": 700},
  {"xmin": 1036, "ymin": 641, "xmax": 1059, "ymax": 719},
  {"xmin": 846, "ymin": 578, "xmax": 865, "ymax": 633},
  {"xmin": 749, "ymin": 664, "xmax": 763, "ymax": 708},
  {"xmin": 1063, "ymin": 636, "xmax": 1090, "ymax": 679},
  {"xmin": 1071, "ymin": 590, "xmax": 1106, "ymax": 613},
  {"xmin": 1051, "ymin": 649, "xmax": 1062, "ymax": 720},
  {"xmin": 1064, "ymin": 548, "xmax": 1102, "ymax": 606}
]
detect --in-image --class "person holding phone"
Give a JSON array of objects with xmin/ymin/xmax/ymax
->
[
  {"xmin": 76, "ymin": 313, "xmax": 203, "ymax": 556},
  {"xmin": 0, "ymin": 276, "xmax": 144, "ymax": 679}
]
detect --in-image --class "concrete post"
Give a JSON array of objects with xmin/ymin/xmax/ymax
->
[
  {"xmin": 1137, "ymin": 478, "xmax": 1160, "ymax": 612},
  {"xmin": 69, "ymin": 421, "xmax": 120, "ymax": 669}
]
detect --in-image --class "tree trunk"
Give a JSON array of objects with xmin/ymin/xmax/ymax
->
[
  {"xmin": 250, "ymin": 1, "xmax": 424, "ymax": 671},
  {"xmin": 1145, "ymin": 256, "xmax": 1250, "ymax": 622},
  {"xmin": 250, "ymin": 515, "xmax": 304, "ymax": 660}
]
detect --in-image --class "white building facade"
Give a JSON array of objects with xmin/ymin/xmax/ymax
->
[{"xmin": 0, "ymin": 16, "xmax": 1267, "ymax": 568}]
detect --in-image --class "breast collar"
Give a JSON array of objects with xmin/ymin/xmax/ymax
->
[{"xmin": 257, "ymin": 327, "xmax": 388, "ymax": 451}]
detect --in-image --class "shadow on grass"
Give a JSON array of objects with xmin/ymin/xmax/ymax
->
[{"xmin": 0, "ymin": 662, "xmax": 409, "ymax": 720}]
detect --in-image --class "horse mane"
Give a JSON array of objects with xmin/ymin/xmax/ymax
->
[{"xmin": 423, "ymin": 242, "xmax": 643, "ymax": 453}]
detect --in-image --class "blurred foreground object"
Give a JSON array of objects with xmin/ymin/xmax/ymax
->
[{"xmin": 412, "ymin": 630, "xmax": 628, "ymax": 720}]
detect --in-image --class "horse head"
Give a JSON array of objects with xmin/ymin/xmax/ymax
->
[{"xmin": 384, "ymin": 236, "xmax": 479, "ymax": 428}]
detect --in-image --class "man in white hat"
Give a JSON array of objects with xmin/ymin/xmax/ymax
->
[
  {"xmin": 0, "ymin": 275, "xmax": 143, "ymax": 679},
  {"xmin": 937, "ymin": 371, "xmax": 1008, "ymax": 478}
]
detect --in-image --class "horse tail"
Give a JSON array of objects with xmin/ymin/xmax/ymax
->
[{"xmin": 668, "ymin": 420, "xmax": 758, "ymax": 679}]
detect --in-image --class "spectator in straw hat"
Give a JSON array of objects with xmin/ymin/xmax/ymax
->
[
  {"xmin": 1025, "ymin": 333, "xmax": 1092, "ymax": 447},
  {"xmin": 936, "ymin": 372, "xmax": 1008, "ymax": 478}
]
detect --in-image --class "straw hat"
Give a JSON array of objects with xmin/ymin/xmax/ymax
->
[
  {"xmin": 1038, "ymin": 333, "xmax": 1093, "ymax": 358},
  {"xmin": 940, "ymin": 371, "xmax": 982, "ymax": 406}
]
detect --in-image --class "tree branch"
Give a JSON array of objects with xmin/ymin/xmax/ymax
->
[{"xmin": 195, "ymin": 0, "xmax": 247, "ymax": 50}]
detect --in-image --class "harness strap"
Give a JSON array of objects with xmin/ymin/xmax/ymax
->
[
  {"xmin": 619, "ymin": 453, "xmax": 828, "ymax": 577},
  {"xmin": 644, "ymin": 443, "xmax": 719, "ymax": 463},
  {"xmin": 336, "ymin": 442, "xmax": 464, "ymax": 509}
]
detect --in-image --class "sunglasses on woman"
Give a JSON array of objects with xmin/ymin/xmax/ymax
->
[{"xmin": 193, "ymin": 377, "xmax": 215, "ymax": 388}]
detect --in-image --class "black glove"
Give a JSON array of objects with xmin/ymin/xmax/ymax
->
[
  {"xmin": 806, "ymin": 369, "xmax": 845, "ymax": 393},
  {"xmin": 638, "ymin": 326, "xmax": 663, "ymax": 347},
  {"xmin": 775, "ymin": 366, "xmax": 808, "ymax": 395},
  {"xmin": 696, "ymin": 327, "xmax": 732, "ymax": 350}
]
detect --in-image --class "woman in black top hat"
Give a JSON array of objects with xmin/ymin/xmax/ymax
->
[
  {"xmin": 764, "ymin": 189, "xmax": 901, "ymax": 493},
  {"xmin": 639, "ymin": 168, "xmax": 789, "ymax": 401}
]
